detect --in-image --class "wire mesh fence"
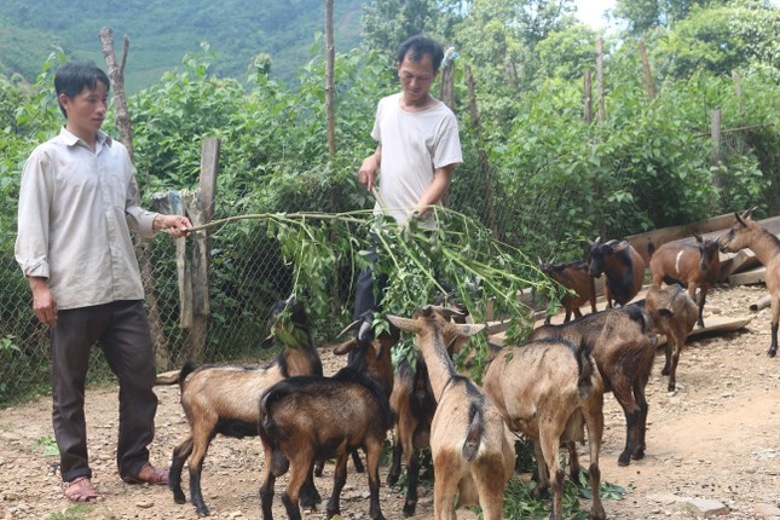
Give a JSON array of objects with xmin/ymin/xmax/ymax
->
[{"xmin": 2, "ymin": 125, "xmax": 779, "ymax": 407}]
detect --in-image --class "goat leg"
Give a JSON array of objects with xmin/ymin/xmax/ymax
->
[
  {"xmin": 769, "ymin": 321, "xmax": 778, "ymax": 357},
  {"xmin": 169, "ymin": 437, "xmax": 192, "ymax": 504},
  {"xmin": 402, "ymin": 452, "xmax": 420, "ymax": 517},
  {"xmin": 298, "ymin": 461, "xmax": 321, "ymax": 509},
  {"xmin": 386, "ymin": 442, "xmax": 402, "ymax": 485},
  {"xmin": 351, "ymin": 447, "xmax": 365, "ymax": 473},
  {"xmin": 325, "ymin": 453, "xmax": 349, "ymax": 519},
  {"xmin": 259, "ymin": 473, "xmax": 276, "ymax": 520},
  {"xmin": 188, "ymin": 460, "xmax": 210, "ymax": 517},
  {"xmin": 366, "ymin": 443, "xmax": 386, "ymax": 520}
]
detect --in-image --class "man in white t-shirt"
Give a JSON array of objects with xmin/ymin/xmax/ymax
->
[{"xmin": 354, "ymin": 34, "xmax": 463, "ymax": 319}]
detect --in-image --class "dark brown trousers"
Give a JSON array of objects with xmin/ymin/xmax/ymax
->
[{"xmin": 50, "ymin": 300, "xmax": 158, "ymax": 483}]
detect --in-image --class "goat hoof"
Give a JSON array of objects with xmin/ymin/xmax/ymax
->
[
  {"xmin": 617, "ymin": 454, "xmax": 631, "ymax": 467},
  {"xmin": 402, "ymin": 501, "xmax": 416, "ymax": 517},
  {"xmin": 768, "ymin": 349, "xmax": 777, "ymax": 358},
  {"xmin": 196, "ymin": 506, "xmax": 210, "ymax": 517},
  {"xmin": 632, "ymin": 449, "xmax": 645, "ymax": 460}
]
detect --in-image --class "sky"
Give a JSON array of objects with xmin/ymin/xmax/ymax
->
[{"xmin": 573, "ymin": 0, "xmax": 617, "ymax": 29}]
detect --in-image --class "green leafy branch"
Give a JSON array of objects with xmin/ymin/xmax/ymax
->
[{"xmin": 191, "ymin": 206, "xmax": 565, "ymax": 371}]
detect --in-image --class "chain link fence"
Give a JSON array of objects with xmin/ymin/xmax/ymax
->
[{"xmin": 2, "ymin": 123, "xmax": 779, "ymax": 407}]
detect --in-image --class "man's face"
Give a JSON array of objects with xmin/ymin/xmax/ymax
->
[
  {"xmin": 397, "ymin": 52, "xmax": 437, "ymax": 106},
  {"xmin": 60, "ymin": 81, "xmax": 108, "ymax": 140}
]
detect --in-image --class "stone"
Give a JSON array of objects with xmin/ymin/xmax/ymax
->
[{"xmin": 683, "ymin": 497, "xmax": 729, "ymax": 516}]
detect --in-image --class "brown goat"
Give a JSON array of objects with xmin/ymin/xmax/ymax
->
[
  {"xmin": 643, "ymin": 284, "xmax": 698, "ymax": 392},
  {"xmin": 538, "ymin": 258, "xmax": 598, "ymax": 324},
  {"xmin": 387, "ymin": 307, "xmax": 515, "ymax": 520},
  {"xmin": 483, "ymin": 335, "xmax": 606, "ymax": 520},
  {"xmin": 386, "ymin": 353, "xmax": 436, "ymax": 517},
  {"xmin": 648, "ymin": 233, "xmax": 721, "ymax": 328},
  {"xmin": 385, "ymin": 302, "xmax": 478, "ymax": 517},
  {"xmin": 719, "ymin": 207, "xmax": 780, "ymax": 357},
  {"xmin": 169, "ymin": 299, "xmax": 323, "ymax": 517},
  {"xmin": 532, "ymin": 305, "xmax": 656, "ymax": 467},
  {"xmin": 258, "ymin": 318, "xmax": 396, "ymax": 520},
  {"xmin": 588, "ymin": 237, "xmax": 646, "ymax": 308}
]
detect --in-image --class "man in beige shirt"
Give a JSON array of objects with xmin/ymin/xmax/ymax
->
[{"xmin": 15, "ymin": 61, "xmax": 191, "ymax": 503}]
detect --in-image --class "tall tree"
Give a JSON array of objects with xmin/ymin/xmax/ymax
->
[
  {"xmin": 614, "ymin": 0, "xmax": 728, "ymax": 33},
  {"xmin": 362, "ymin": 0, "xmax": 466, "ymax": 59},
  {"xmin": 659, "ymin": 1, "xmax": 780, "ymax": 78}
]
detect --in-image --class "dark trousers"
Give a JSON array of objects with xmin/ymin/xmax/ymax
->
[
  {"xmin": 353, "ymin": 239, "xmax": 388, "ymax": 320},
  {"xmin": 51, "ymin": 300, "xmax": 158, "ymax": 482}
]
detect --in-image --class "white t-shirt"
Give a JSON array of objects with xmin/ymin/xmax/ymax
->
[{"xmin": 371, "ymin": 92, "xmax": 463, "ymax": 224}]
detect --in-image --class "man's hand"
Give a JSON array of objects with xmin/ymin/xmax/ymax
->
[
  {"xmin": 154, "ymin": 214, "xmax": 193, "ymax": 238},
  {"xmin": 29, "ymin": 277, "xmax": 57, "ymax": 327},
  {"xmin": 357, "ymin": 155, "xmax": 379, "ymax": 192}
]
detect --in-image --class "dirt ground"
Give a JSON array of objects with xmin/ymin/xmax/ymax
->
[{"xmin": 1, "ymin": 284, "xmax": 780, "ymax": 520}]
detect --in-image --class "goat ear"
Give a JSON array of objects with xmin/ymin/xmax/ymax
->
[
  {"xmin": 447, "ymin": 322, "xmax": 486, "ymax": 337},
  {"xmin": 386, "ymin": 315, "xmax": 418, "ymax": 333}
]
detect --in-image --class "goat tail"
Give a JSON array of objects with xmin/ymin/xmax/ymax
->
[
  {"xmin": 177, "ymin": 360, "xmax": 198, "ymax": 390},
  {"xmin": 576, "ymin": 338, "xmax": 596, "ymax": 399},
  {"xmin": 258, "ymin": 388, "xmax": 291, "ymax": 477},
  {"xmin": 462, "ymin": 400, "xmax": 484, "ymax": 462}
]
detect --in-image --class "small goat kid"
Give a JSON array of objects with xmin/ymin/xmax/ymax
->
[
  {"xmin": 258, "ymin": 317, "xmax": 396, "ymax": 520},
  {"xmin": 648, "ymin": 233, "xmax": 721, "ymax": 328},
  {"xmin": 483, "ymin": 335, "xmax": 606, "ymax": 520},
  {"xmin": 538, "ymin": 258, "xmax": 598, "ymax": 324},
  {"xmin": 642, "ymin": 284, "xmax": 698, "ymax": 392},
  {"xmin": 719, "ymin": 207, "xmax": 780, "ymax": 357},
  {"xmin": 387, "ymin": 307, "xmax": 515, "ymax": 520}
]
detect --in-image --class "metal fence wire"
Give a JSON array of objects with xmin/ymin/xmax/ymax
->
[{"xmin": 1, "ymin": 127, "xmax": 779, "ymax": 406}]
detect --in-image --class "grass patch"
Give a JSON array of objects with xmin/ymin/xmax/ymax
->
[{"xmin": 43, "ymin": 504, "xmax": 94, "ymax": 520}]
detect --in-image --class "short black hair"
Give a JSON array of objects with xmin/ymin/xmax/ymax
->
[
  {"xmin": 396, "ymin": 35, "xmax": 445, "ymax": 72},
  {"xmin": 54, "ymin": 62, "xmax": 110, "ymax": 118}
]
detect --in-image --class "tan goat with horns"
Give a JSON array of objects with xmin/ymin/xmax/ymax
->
[{"xmin": 387, "ymin": 306, "xmax": 514, "ymax": 520}]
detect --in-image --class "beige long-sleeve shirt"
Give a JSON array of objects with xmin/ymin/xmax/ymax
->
[{"xmin": 15, "ymin": 127, "xmax": 158, "ymax": 310}]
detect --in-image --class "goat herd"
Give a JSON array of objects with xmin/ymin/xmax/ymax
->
[{"xmin": 167, "ymin": 207, "xmax": 780, "ymax": 520}]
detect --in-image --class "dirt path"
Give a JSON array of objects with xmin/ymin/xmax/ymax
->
[{"xmin": 1, "ymin": 284, "xmax": 779, "ymax": 519}]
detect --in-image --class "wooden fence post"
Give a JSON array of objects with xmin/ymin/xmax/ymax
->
[
  {"xmin": 596, "ymin": 36, "xmax": 605, "ymax": 123},
  {"xmin": 584, "ymin": 69, "xmax": 593, "ymax": 124},
  {"xmin": 639, "ymin": 39, "xmax": 655, "ymax": 99},
  {"xmin": 186, "ymin": 138, "xmax": 219, "ymax": 361},
  {"xmin": 465, "ymin": 65, "xmax": 498, "ymax": 237},
  {"xmin": 711, "ymin": 109, "xmax": 722, "ymax": 187},
  {"xmin": 99, "ymin": 27, "xmax": 171, "ymax": 367}
]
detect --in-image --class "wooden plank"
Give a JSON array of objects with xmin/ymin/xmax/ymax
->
[
  {"xmin": 728, "ymin": 266, "xmax": 766, "ymax": 286},
  {"xmin": 626, "ymin": 213, "xmax": 735, "ymax": 263},
  {"xmin": 719, "ymin": 249, "xmax": 760, "ymax": 280},
  {"xmin": 489, "ymin": 312, "xmax": 753, "ymax": 347}
]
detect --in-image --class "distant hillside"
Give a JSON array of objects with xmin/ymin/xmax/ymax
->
[{"xmin": 0, "ymin": 0, "xmax": 364, "ymax": 91}]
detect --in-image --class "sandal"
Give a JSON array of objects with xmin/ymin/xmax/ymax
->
[
  {"xmin": 64, "ymin": 476, "xmax": 102, "ymax": 503},
  {"xmin": 123, "ymin": 462, "xmax": 169, "ymax": 486}
]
